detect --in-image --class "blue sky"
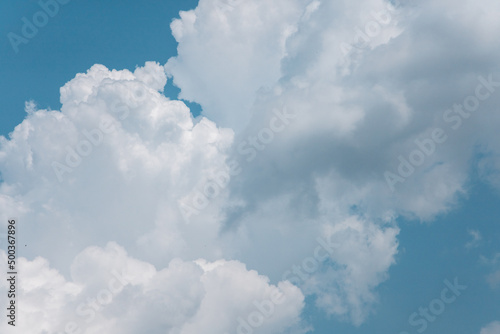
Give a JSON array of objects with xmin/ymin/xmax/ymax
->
[
  {"xmin": 1, "ymin": 1, "xmax": 500, "ymax": 334},
  {"xmin": 308, "ymin": 180, "xmax": 500, "ymax": 334},
  {"xmin": 0, "ymin": 0, "xmax": 200, "ymax": 136}
]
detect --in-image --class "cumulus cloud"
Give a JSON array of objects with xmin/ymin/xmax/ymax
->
[
  {"xmin": 0, "ymin": 38, "xmax": 403, "ymax": 327},
  {"xmin": 2, "ymin": 0, "xmax": 500, "ymax": 330},
  {"xmin": 0, "ymin": 243, "xmax": 306, "ymax": 334},
  {"xmin": 165, "ymin": 0, "xmax": 307, "ymax": 130},
  {"xmin": 164, "ymin": 0, "xmax": 500, "ymax": 323},
  {"xmin": 0, "ymin": 62, "xmax": 236, "ymax": 271},
  {"xmin": 0, "ymin": 61, "xmax": 306, "ymax": 332},
  {"xmin": 167, "ymin": 0, "xmax": 500, "ymax": 221}
]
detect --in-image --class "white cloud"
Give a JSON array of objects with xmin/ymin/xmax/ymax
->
[
  {"xmin": 2, "ymin": 0, "xmax": 500, "ymax": 330},
  {"xmin": 164, "ymin": 0, "xmax": 500, "ymax": 323},
  {"xmin": 0, "ymin": 243, "xmax": 306, "ymax": 334},
  {"xmin": 0, "ymin": 61, "xmax": 308, "ymax": 332},
  {"xmin": 166, "ymin": 0, "xmax": 500, "ymax": 221},
  {"xmin": 165, "ymin": 0, "xmax": 306, "ymax": 130},
  {"xmin": 305, "ymin": 216, "xmax": 399, "ymax": 325},
  {"xmin": 0, "ymin": 54, "xmax": 402, "ymax": 326},
  {"xmin": 0, "ymin": 62, "xmax": 235, "ymax": 271}
]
